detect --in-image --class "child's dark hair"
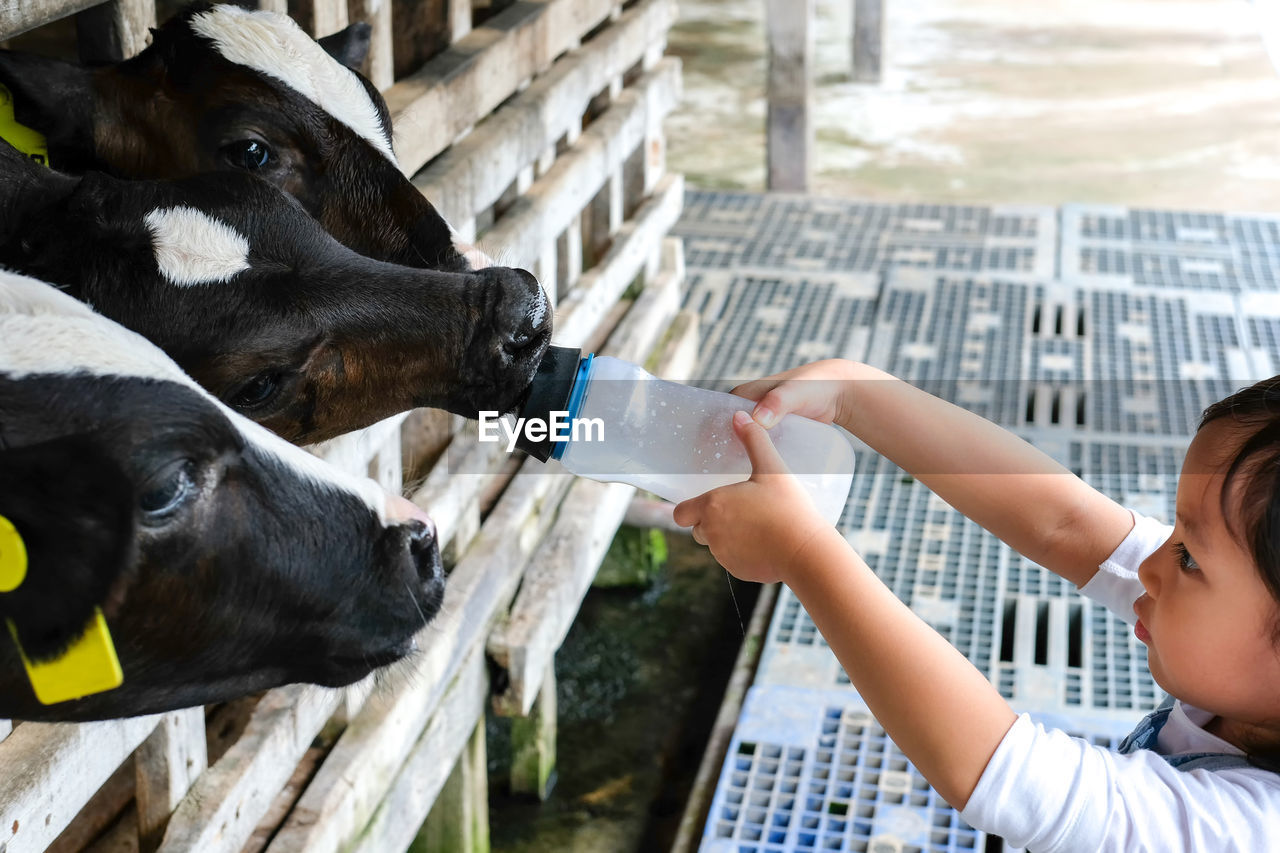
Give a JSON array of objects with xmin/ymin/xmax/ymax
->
[
  {"xmin": 1199, "ymin": 377, "xmax": 1280, "ymax": 770},
  {"xmin": 1199, "ymin": 377, "xmax": 1280, "ymax": 614}
]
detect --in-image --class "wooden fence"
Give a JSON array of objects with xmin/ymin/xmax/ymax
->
[{"xmin": 0, "ymin": 0, "xmax": 688, "ymax": 850}]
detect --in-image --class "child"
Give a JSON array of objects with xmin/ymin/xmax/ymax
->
[{"xmin": 673, "ymin": 360, "xmax": 1280, "ymax": 851}]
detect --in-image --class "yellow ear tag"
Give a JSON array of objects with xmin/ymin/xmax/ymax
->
[
  {"xmin": 7, "ymin": 610, "xmax": 123, "ymax": 705},
  {"xmin": 0, "ymin": 82, "xmax": 49, "ymax": 167},
  {"xmin": 0, "ymin": 514, "xmax": 27, "ymax": 593}
]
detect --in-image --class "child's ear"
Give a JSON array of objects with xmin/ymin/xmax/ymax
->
[{"xmin": 0, "ymin": 435, "xmax": 135, "ymax": 662}]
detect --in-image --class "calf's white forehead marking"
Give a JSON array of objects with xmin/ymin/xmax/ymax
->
[
  {"xmin": 190, "ymin": 6, "xmax": 395, "ymax": 163},
  {"xmin": 145, "ymin": 206, "xmax": 251, "ymax": 287},
  {"xmin": 0, "ymin": 272, "xmax": 393, "ymax": 525}
]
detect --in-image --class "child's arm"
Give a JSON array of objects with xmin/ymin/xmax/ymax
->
[
  {"xmin": 732, "ymin": 360, "xmax": 1133, "ymax": 587},
  {"xmin": 675, "ymin": 412, "xmax": 1018, "ymax": 808}
]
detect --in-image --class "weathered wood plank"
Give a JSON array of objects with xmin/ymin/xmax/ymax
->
[
  {"xmin": 82, "ymin": 806, "xmax": 138, "ymax": 853},
  {"xmin": 0, "ymin": 0, "xmax": 97, "ymax": 41},
  {"xmin": 265, "ymin": 465, "xmax": 565, "ymax": 853},
  {"xmin": 479, "ymin": 59, "xmax": 681, "ymax": 270},
  {"xmin": 414, "ymin": 715, "xmax": 489, "ymax": 852},
  {"xmin": 156, "ymin": 686, "xmax": 341, "ymax": 853},
  {"xmin": 241, "ymin": 745, "xmax": 326, "ymax": 853},
  {"xmin": 596, "ymin": 257, "xmax": 682, "ymax": 374},
  {"xmin": 553, "ymin": 172, "xmax": 683, "ymax": 347},
  {"xmin": 387, "ymin": 0, "xmax": 620, "ymax": 176},
  {"xmin": 135, "ymin": 707, "xmax": 207, "ymax": 853},
  {"xmin": 766, "ymin": 0, "xmax": 813, "ymax": 191},
  {"xmin": 348, "ymin": 645, "xmax": 488, "ymax": 853},
  {"xmin": 0, "ymin": 715, "xmax": 161, "ymax": 853},
  {"xmin": 411, "ymin": 0, "xmax": 676, "ymax": 225},
  {"xmin": 47, "ymin": 759, "xmax": 135, "ymax": 853},
  {"xmin": 75, "ymin": 0, "xmax": 154, "ymax": 62},
  {"xmin": 853, "ymin": 0, "xmax": 885, "ymax": 83},
  {"xmin": 508, "ymin": 663, "xmax": 555, "ymax": 798},
  {"xmin": 490, "ymin": 478, "xmax": 635, "ymax": 715}
]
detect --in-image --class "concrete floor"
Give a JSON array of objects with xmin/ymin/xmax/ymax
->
[{"xmin": 665, "ymin": 0, "xmax": 1280, "ymax": 210}]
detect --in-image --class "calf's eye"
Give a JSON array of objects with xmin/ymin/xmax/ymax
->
[
  {"xmin": 221, "ymin": 139, "xmax": 272, "ymax": 170},
  {"xmin": 139, "ymin": 460, "xmax": 198, "ymax": 521},
  {"xmin": 229, "ymin": 372, "xmax": 282, "ymax": 411}
]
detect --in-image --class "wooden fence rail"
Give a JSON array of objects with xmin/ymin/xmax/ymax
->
[{"xmin": 0, "ymin": 0, "xmax": 683, "ymax": 850}]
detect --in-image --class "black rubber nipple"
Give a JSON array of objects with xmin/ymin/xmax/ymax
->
[{"xmin": 514, "ymin": 345, "xmax": 581, "ymax": 461}]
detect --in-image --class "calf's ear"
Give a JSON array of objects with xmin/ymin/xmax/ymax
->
[
  {"xmin": 0, "ymin": 51, "xmax": 96, "ymax": 169},
  {"xmin": 318, "ymin": 22, "xmax": 373, "ymax": 70},
  {"xmin": 0, "ymin": 435, "xmax": 135, "ymax": 662}
]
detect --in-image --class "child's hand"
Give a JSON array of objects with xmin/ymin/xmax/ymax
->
[
  {"xmin": 731, "ymin": 359, "xmax": 857, "ymax": 429},
  {"xmin": 673, "ymin": 410, "xmax": 830, "ymax": 584}
]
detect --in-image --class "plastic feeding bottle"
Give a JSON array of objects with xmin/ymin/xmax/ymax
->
[{"xmin": 512, "ymin": 346, "xmax": 856, "ymax": 525}]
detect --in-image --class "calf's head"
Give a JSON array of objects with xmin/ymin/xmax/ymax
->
[
  {"xmin": 0, "ymin": 274, "xmax": 445, "ymax": 721},
  {"xmin": 0, "ymin": 3, "xmax": 476, "ymax": 271},
  {"xmin": 0, "ymin": 144, "xmax": 551, "ymax": 443}
]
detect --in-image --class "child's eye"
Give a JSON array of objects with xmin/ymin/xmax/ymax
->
[{"xmin": 1173, "ymin": 542, "xmax": 1200, "ymax": 573}]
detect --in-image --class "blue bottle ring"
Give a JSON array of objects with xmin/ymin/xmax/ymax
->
[{"xmin": 552, "ymin": 353, "xmax": 593, "ymax": 460}]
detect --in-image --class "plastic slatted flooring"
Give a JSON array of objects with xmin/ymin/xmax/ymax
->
[
  {"xmin": 1061, "ymin": 203, "xmax": 1280, "ymax": 292},
  {"xmin": 686, "ymin": 191, "xmax": 1279, "ymax": 852},
  {"xmin": 675, "ymin": 191, "xmax": 1057, "ymax": 278},
  {"xmin": 701, "ymin": 686, "xmax": 1133, "ymax": 853}
]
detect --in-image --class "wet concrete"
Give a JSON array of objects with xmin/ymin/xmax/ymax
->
[{"xmin": 666, "ymin": 0, "xmax": 1280, "ymax": 209}]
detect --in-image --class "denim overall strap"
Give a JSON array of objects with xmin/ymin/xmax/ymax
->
[
  {"xmin": 1117, "ymin": 696, "xmax": 1175, "ymax": 755},
  {"xmin": 1119, "ymin": 696, "xmax": 1257, "ymax": 772}
]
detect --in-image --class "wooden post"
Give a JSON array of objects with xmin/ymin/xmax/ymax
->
[
  {"xmin": 135, "ymin": 708, "xmax": 208, "ymax": 853},
  {"xmin": 509, "ymin": 662, "xmax": 556, "ymax": 800},
  {"xmin": 288, "ymin": 0, "xmax": 349, "ymax": 37},
  {"xmin": 391, "ymin": 0, "xmax": 450, "ymax": 82},
  {"xmin": 853, "ymin": 0, "xmax": 885, "ymax": 83},
  {"xmin": 557, "ymin": 219, "xmax": 583, "ymax": 302},
  {"xmin": 765, "ymin": 0, "xmax": 813, "ymax": 192},
  {"xmin": 449, "ymin": 0, "xmax": 473, "ymax": 44},
  {"xmin": 75, "ymin": 0, "xmax": 154, "ymax": 62},
  {"xmin": 413, "ymin": 719, "xmax": 490, "ymax": 853}
]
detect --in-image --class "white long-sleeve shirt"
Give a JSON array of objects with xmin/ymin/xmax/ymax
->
[{"xmin": 959, "ymin": 511, "xmax": 1280, "ymax": 851}]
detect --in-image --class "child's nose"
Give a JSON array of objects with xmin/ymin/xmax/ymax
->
[{"xmin": 1137, "ymin": 550, "xmax": 1161, "ymax": 597}]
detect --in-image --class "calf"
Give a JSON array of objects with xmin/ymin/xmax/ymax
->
[
  {"xmin": 0, "ymin": 272, "xmax": 445, "ymax": 722},
  {"xmin": 0, "ymin": 140, "xmax": 550, "ymax": 443},
  {"xmin": 0, "ymin": 3, "xmax": 484, "ymax": 271}
]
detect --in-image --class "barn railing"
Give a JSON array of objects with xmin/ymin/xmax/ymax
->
[{"xmin": 0, "ymin": 0, "xmax": 686, "ymax": 850}]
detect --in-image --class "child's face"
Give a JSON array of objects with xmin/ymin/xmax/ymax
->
[{"xmin": 1135, "ymin": 419, "xmax": 1280, "ymax": 728}]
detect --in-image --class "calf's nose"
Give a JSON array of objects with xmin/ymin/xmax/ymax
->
[
  {"xmin": 494, "ymin": 268, "xmax": 551, "ymax": 356},
  {"xmin": 386, "ymin": 494, "xmax": 435, "ymax": 532},
  {"xmin": 385, "ymin": 496, "xmax": 441, "ymax": 585}
]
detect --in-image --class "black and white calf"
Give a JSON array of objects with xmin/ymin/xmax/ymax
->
[
  {"xmin": 0, "ymin": 3, "xmax": 489, "ymax": 270},
  {"xmin": 0, "ymin": 140, "xmax": 550, "ymax": 443},
  {"xmin": 0, "ymin": 272, "xmax": 445, "ymax": 722}
]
